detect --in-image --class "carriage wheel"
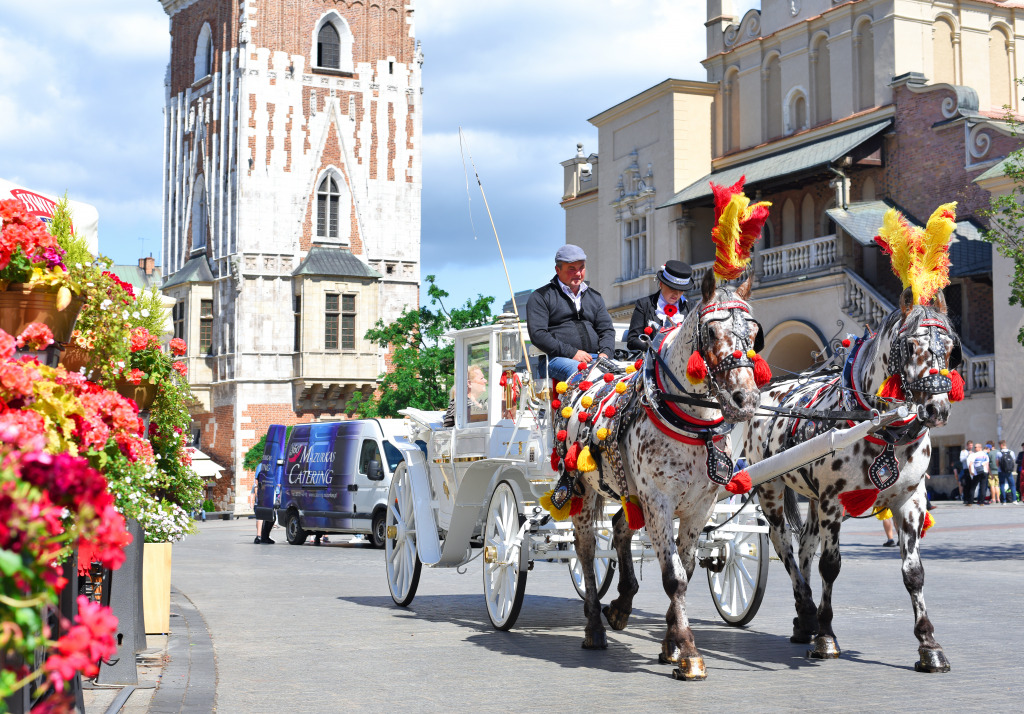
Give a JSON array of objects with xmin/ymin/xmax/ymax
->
[
  {"xmin": 385, "ymin": 463, "xmax": 422, "ymax": 607},
  {"xmin": 483, "ymin": 480, "xmax": 528, "ymax": 630},
  {"xmin": 707, "ymin": 512, "xmax": 769, "ymax": 626},
  {"xmin": 568, "ymin": 524, "xmax": 616, "ymax": 600}
]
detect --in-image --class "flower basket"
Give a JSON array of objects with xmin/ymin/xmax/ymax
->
[
  {"xmin": 142, "ymin": 542, "xmax": 172, "ymax": 634},
  {"xmin": 60, "ymin": 343, "xmax": 91, "ymax": 372},
  {"xmin": 115, "ymin": 377, "xmax": 159, "ymax": 411},
  {"xmin": 0, "ymin": 282, "xmax": 84, "ymax": 345}
]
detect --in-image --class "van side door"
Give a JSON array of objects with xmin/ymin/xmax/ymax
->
[{"xmin": 254, "ymin": 425, "xmax": 287, "ymax": 521}]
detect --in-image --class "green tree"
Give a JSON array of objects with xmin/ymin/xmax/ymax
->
[
  {"xmin": 984, "ymin": 81, "xmax": 1024, "ymax": 348},
  {"xmin": 347, "ymin": 276, "xmax": 494, "ymax": 417}
]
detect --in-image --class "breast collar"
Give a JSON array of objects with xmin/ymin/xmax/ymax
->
[{"xmin": 842, "ymin": 331, "xmax": 925, "ymax": 447}]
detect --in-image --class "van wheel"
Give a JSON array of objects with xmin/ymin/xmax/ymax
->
[
  {"xmin": 369, "ymin": 511, "xmax": 386, "ymax": 549},
  {"xmin": 285, "ymin": 510, "xmax": 307, "ymax": 545}
]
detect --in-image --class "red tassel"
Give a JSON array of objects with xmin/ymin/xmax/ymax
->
[
  {"xmin": 686, "ymin": 350, "xmax": 708, "ymax": 385},
  {"xmin": 623, "ymin": 497, "xmax": 645, "ymax": 530},
  {"xmin": 580, "ymin": 380, "xmax": 593, "ymax": 391},
  {"xmin": 644, "ymin": 326, "xmax": 653, "ymax": 336},
  {"xmin": 556, "ymin": 429, "xmax": 567, "ymax": 442},
  {"xmin": 603, "ymin": 406, "xmax": 617, "ymax": 418},
  {"xmin": 877, "ymin": 374, "xmax": 905, "ymax": 402},
  {"xmin": 949, "ymin": 370, "xmax": 965, "ymax": 402},
  {"xmin": 551, "ymin": 399, "xmax": 561, "ymax": 409},
  {"xmin": 838, "ymin": 488, "xmax": 880, "ymax": 517},
  {"xmin": 920, "ymin": 511, "xmax": 935, "ymax": 538},
  {"xmin": 603, "ymin": 373, "xmax": 614, "ymax": 383},
  {"xmin": 752, "ymin": 354, "xmax": 772, "ymax": 387},
  {"xmin": 550, "ymin": 448, "xmax": 560, "ymax": 472},
  {"xmin": 569, "ymin": 497, "xmax": 584, "ymax": 517},
  {"xmin": 725, "ymin": 469, "xmax": 752, "ymax": 494},
  {"xmin": 634, "ymin": 359, "xmax": 643, "ymax": 371},
  {"xmin": 564, "ymin": 442, "xmax": 580, "ymax": 471},
  {"xmin": 578, "ymin": 361, "xmax": 588, "ymax": 371}
]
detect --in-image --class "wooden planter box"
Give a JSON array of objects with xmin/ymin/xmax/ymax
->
[{"xmin": 142, "ymin": 542, "xmax": 172, "ymax": 634}]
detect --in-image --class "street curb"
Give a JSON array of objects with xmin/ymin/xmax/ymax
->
[{"xmin": 147, "ymin": 587, "xmax": 218, "ymax": 713}]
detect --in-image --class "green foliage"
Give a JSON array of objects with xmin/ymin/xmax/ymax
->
[
  {"xmin": 243, "ymin": 434, "xmax": 267, "ymax": 472},
  {"xmin": 128, "ymin": 286, "xmax": 170, "ymax": 337},
  {"xmin": 202, "ymin": 499, "xmax": 216, "ymax": 512},
  {"xmin": 983, "ymin": 78, "xmax": 1024, "ymax": 349},
  {"xmin": 51, "ymin": 194, "xmax": 94, "ymax": 267},
  {"xmin": 347, "ymin": 276, "xmax": 494, "ymax": 418}
]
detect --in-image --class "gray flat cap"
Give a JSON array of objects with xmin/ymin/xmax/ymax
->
[{"xmin": 555, "ymin": 244, "xmax": 587, "ymax": 263}]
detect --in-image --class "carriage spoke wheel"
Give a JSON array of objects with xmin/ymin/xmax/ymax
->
[
  {"xmin": 483, "ymin": 481, "xmax": 528, "ymax": 630},
  {"xmin": 569, "ymin": 524, "xmax": 616, "ymax": 600},
  {"xmin": 707, "ymin": 511, "xmax": 770, "ymax": 626},
  {"xmin": 385, "ymin": 463, "xmax": 421, "ymax": 607}
]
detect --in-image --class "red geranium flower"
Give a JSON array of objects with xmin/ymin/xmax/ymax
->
[{"xmin": 169, "ymin": 337, "xmax": 187, "ymax": 356}]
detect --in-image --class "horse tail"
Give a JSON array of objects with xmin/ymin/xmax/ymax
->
[{"xmin": 783, "ymin": 485, "xmax": 803, "ymax": 533}]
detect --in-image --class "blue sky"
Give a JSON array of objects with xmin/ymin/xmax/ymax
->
[{"xmin": 0, "ymin": 0, "xmax": 759, "ymax": 313}]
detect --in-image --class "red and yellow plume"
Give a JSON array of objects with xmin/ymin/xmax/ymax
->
[
  {"xmin": 874, "ymin": 202, "xmax": 957, "ymax": 304},
  {"xmin": 711, "ymin": 177, "xmax": 771, "ymax": 282}
]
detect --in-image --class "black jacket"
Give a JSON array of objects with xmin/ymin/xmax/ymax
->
[
  {"xmin": 625, "ymin": 292, "xmax": 690, "ymax": 352},
  {"xmin": 526, "ymin": 276, "xmax": 616, "ymax": 358}
]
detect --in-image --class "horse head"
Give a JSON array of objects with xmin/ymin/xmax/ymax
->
[
  {"xmin": 686, "ymin": 270, "xmax": 763, "ymax": 423},
  {"xmin": 873, "ymin": 288, "xmax": 961, "ymax": 427}
]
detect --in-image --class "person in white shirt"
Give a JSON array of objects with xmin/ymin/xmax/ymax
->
[{"xmin": 966, "ymin": 442, "xmax": 990, "ymax": 506}]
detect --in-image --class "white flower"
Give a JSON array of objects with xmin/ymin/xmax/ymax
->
[
  {"xmin": 141, "ymin": 309, "xmax": 150, "ymax": 317},
  {"xmin": 122, "ymin": 310, "xmax": 129, "ymax": 319},
  {"xmin": 75, "ymin": 263, "xmax": 83, "ymax": 269},
  {"xmin": 100, "ymin": 299, "xmax": 112, "ymax": 309},
  {"xmin": 116, "ymin": 360, "xmax": 125, "ymax": 368},
  {"xmin": 132, "ymin": 311, "xmax": 140, "ymax": 319}
]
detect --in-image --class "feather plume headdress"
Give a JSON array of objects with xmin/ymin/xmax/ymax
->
[
  {"xmin": 710, "ymin": 177, "xmax": 771, "ymax": 282},
  {"xmin": 873, "ymin": 203, "xmax": 957, "ymax": 304}
]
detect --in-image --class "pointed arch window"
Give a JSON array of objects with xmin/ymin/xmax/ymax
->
[
  {"xmin": 194, "ymin": 23, "xmax": 214, "ymax": 83},
  {"xmin": 191, "ymin": 178, "xmax": 207, "ymax": 252},
  {"xmin": 314, "ymin": 15, "xmax": 354, "ymax": 73},
  {"xmin": 318, "ymin": 23, "xmax": 340, "ymax": 68},
  {"xmin": 317, "ymin": 175, "xmax": 341, "ymax": 240}
]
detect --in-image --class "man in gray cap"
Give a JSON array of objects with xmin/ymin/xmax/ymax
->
[{"xmin": 526, "ymin": 244, "xmax": 615, "ymax": 382}]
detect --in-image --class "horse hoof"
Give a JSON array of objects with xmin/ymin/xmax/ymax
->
[
  {"xmin": 915, "ymin": 648, "xmax": 951, "ymax": 673},
  {"xmin": 671, "ymin": 657, "xmax": 707, "ymax": 681},
  {"xmin": 582, "ymin": 631, "xmax": 608, "ymax": 650},
  {"xmin": 806, "ymin": 635, "xmax": 841, "ymax": 659},
  {"xmin": 790, "ymin": 632, "xmax": 814, "ymax": 645},
  {"xmin": 602, "ymin": 604, "xmax": 630, "ymax": 631}
]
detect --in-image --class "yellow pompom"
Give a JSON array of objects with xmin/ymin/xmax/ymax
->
[
  {"xmin": 561, "ymin": 406, "xmax": 573, "ymax": 418},
  {"xmin": 625, "ymin": 365, "xmax": 636, "ymax": 374},
  {"xmin": 940, "ymin": 369, "xmax": 949, "ymax": 376},
  {"xmin": 874, "ymin": 507, "xmax": 894, "ymax": 521},
  {"xmin": 577, "ymin": 446, "xmax": 597, "ymax": 472},
  {"xmin": 747, "ymin": 349, "xmax": 756, "ymax": 359},
  {"xmin": 615, "ymin": 382, "xmax": 627, "ymax": 394},
  {"xmin": 556, "ymin": 382, "xmax": 568, "ymax": 394},
  {"xmin": 539, "ymin": 490, "xmax": 572, "ymax": 521},
  {"xmin": 596, "ymin": 428, "xmax": 609, "ymax": 441},
  {"xmin": 581, "ymin": 395, "xmax": 593, "ymax": 408}
]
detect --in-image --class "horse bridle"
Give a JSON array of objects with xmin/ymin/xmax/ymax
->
[
  {"xmin": 889, "ymin": 317, "xmax": 962, "ymax": 395},
  {"xmin": 694, "ymin": 300, "xmax": 765, "ymax": 378}
]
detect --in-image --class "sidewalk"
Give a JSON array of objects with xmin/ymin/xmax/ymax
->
[{"xmin": 81, "ymin": 588, "xmax": 217, "ymax": 713}]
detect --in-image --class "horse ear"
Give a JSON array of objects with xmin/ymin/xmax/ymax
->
[
  {"xmin": 930, "ymin": 289, "xmax": 948, "ymax": 314},
  {"xmin": 736, "ymin": 273, "xmax": 753, "ymax": 300},
  {"xmin": 899, "ymin": 288, "xmax": 915, "ymax": 318},
  {"xmin": 701, "ymin": 269, "xmax": 717, "ymax": 303}
]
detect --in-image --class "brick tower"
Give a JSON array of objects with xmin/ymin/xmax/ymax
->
[{"xmin": 157, "ymin": 0, "xmax": 422, "ymax": 512}]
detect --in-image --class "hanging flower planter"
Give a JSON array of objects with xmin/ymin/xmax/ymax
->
[
  {"xmin": 60, "ymin": 343, "xmax": 92, "ymax": 372},
  {"xmin": 0, "ymin": 282, "xmax": 84, "ymax": 345},
  {"xmin": 115, "ymin": 376, "xmax": 159, "ymax": 411}
]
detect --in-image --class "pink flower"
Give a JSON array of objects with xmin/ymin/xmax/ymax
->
[
  {"xmin": 172, "ymin": 361, "xmax": 187, "ymax": 377},
  {"xmin": 169, "ymin": 337, "xmax": 187, "ymax": 356},
  {"xmin": 126, "ymin": 368, "xmax": 144, "ymax": 385},
  {"xmin": 0, "ymin": 329, "xmax": 15, "ymax": 359},
  {"xmin": 16, "ymin": 322, "xmax": 55, "ymax": 350},
  {"xmin": 129, "ymin": 327, "xmax": 159, "ymax": 353}
]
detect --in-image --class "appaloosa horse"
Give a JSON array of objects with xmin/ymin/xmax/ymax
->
[
  {"xmin": 558, "ymin": 270, "xmax": 765, "ymax": 679},
  {"xmin": 743, "ymin": 288, "xmax": 960, "ymax": 673}
]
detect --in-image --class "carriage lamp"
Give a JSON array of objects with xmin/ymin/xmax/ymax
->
[{"xmin": 497, "ymin": 313, "xmax": 524, "ymax": 415}]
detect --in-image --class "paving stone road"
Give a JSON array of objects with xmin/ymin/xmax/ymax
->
[{"xmin": 171, "ymin": 503, "xmax": 1023, "ymax": 713}]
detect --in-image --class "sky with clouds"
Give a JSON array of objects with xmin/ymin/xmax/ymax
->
[{"xmin": 0, "ymin": 0, "xmax": 758, "ymax": 312}]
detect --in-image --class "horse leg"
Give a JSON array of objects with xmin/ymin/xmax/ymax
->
[
  {"xmin": 894, "ymin": 481, "xmax": 951, "ymax": 673},
  {"xmin": 650, "ymin": 505, "xmax": 706, "ymax": 680},
  {"xmin": 758, "ymin": 483, "xmax": 818, "ymax": 643},
  {"xmin": 807, "ymin": 497, "xmax": 843, "ymax": 659},
  {"xmin": 602, "ymin": 508, "xmax": 639, "ymax": 631},
  {"xmin": 572, "ymin": 488, "xmax": 607, "ymax": 650}
]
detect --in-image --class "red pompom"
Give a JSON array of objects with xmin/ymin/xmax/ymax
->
[
  {"xmin": 725, "ymin": 469, "xmax": 752, "ymax": 495},
  {"xmin": 920, "ymin": 511, "xmax": 935, "ymax": 538},
  {"xmin": 569, "ymin": 497, "xmax": 584, "ymax": 517},
  {"xmin": 578, "ymin": 412, "xmax": 591, "ymax": 422},
  {"xmin": 551, "ymin": 399, "xmax": 561, "ymax": 409},
  {"xmin": 841, "ymin": 338, "xmax": 851, "ymax": 348},
  {"xmin": 634, "ymin": 359, "xmax": 643, "ymax": 371},
  {"xmin": 752, "ymin": 354, "xmax": 772, "ymax": 388},
  {"xmin": 686, "ymin": 350, "xmax": 708, "ymax": 384},
  {"xmin": 929, "ymin": 368, "xmax": 938, "ymax": 375},
  {"xmin": 624, "ymin": 498, "xmax": 645, "ymax": 530},
  {"xmin": 878, "ymin": 374, "xmax": 905, "ymax": 401},
  {"xmin": 580, "ymin": 380, "xmax": 593, "ymax": 391},
  {"xmin": 733, "ymin": 350, "xmax": 742, "ymax": 359},
  {"xmin": 604, "ymin": 406, "xmax": 617, "ymax": 418},
  {"xmin": 550, "ymin": 448, "xmax": 560, "ymax": 472},
  {"xmin": 644, "ymin": 326, "xmax": 653, "ymax": 336},
  {"xmin": 556, "ymin": 429, "xmax": 567, "ymax": 442},
  {"xmin": 838, "ymin": 488, "xmax": 880, "ymax": 517},
  {"xmin": 949, "ymin": 370, "xmax": 965, "ymax": 402},
  {"xmin": 564, "ymin": 442, "xmax": 580, "ymax": 471},
  {"xmin": 603, "ymin": 373, "xmax": 614, "ymax": 383},
  {"xmin": 578, "ymin": 361, "xmax": 588, "ymax": 371}
]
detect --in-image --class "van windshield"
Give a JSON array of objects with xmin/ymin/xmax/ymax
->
[{"xmin": 383, "ymin": 441, "xmax": 404, "ymax": 471}]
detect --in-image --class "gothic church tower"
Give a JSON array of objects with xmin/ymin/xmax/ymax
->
[{"xmin": 158, "ymin": 0, "xmax": 421, "ymax": 512}]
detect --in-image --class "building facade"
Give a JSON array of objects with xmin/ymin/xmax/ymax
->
[
  {"xmin": 158, "ymin": 0, "xmax": 422, "ymax": 512},
  {"xmin": 562, "ymin": 0, "xmax": 1024, "ymax": 487}
]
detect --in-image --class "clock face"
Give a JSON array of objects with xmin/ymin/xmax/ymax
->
[{"xmin": 790, "ymin": 1, "xmax": 801, "ymax": 17}]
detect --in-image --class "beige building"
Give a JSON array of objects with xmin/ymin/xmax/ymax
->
[{"xmin": 562, "ymin": 0, "xmax": 1024, "ymax": 487}]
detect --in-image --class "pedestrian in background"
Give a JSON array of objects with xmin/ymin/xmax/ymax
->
[
  {"xmin": 1017, "ymin": 443, "xmax": 1024, "ymax": 504},
  {"xmin": 997, "ymin": 440, "xmax": 1018, "ymax": 504},
  {"xmin": 986, "ymin": 442, "xmax": 1001, "ymax": 504},
  {"xmin": 959, "ymin": 440, "xmax": 973, "ymax": 503},
  {"xmin": 967, "ymin": 442, "xmax": 989, "ymax": 506}
]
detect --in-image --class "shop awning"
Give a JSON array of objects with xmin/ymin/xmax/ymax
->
[
  {"xmin": 659, "ymin": 120, "xmax": 892, "ymax": 209},
  {"xmin": 189, "ymin": 448, "xmax": 224, "ymax": 479}
]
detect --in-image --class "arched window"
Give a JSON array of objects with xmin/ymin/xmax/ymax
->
[
  {"xmin": 856, "ymin": 20, "xmax": 875, "ymax": 111},
  {"xmin": 813, "ymin": 35, "xmax": 831, "ymax": 126},
  {"xmin": 194, "ymin": 23, "xmax": 213, "ymax": 83},
  {"xmin": 932, "ymin": 18, "xmax": 956, "ymax": 85},
  {"xmin": 318, "ymin": 175, "xmax": 341, "ymax": 239},
  {"xmin": 989, "ymin": 26, "xmax": 1012, "ymax": 110},
  {"xmin": 786, "ymin": 90, "xmax": 808, "ymax": 135},
  {"xmin": 315, "ymin": 15, "xmax": 355, "ymax": 72},
  {"xmin": 782, "ymin": 198, "xmax": 796, "ymax": 245},
  {"xmin": 762, "ymin": 220, "xmax": 774, "ymax": 250},
  {"xmin": 800, "ymin": 194, "xmax": 815, "ymax": 241},
  {"xmin": 764, "ymin": 55, "xmax": 782, "ymax": 141},
  {"xmin": 726, "ymin": 69, "xmax": 741, "ymax": 153},
  {"xmin": 191, "ymin": 179, "xmax": 207, "ymax": 252},
  {"xmin": 861, "ymin": 176, "xmax": 877, "ymax": 201}
]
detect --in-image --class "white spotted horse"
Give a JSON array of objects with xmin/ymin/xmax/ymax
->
[
  {"xmin": 543, "ymin": 268, "xmax": 770, "ymax": 680},
  {"xmin": 742, "ymin": 287, "xmax": 962, "ymax": 673}
]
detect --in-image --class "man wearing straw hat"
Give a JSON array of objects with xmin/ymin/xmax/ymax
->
[{"xmin": 526, "ymin": 244, "xmax": 615, "ymax": 383}]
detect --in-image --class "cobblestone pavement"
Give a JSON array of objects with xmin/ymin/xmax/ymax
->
[{"xmin": 171, "ymin": 503, "xmax": 1023, "ymax": 713}]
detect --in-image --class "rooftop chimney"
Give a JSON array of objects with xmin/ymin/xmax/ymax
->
[{"xmin": 139, "ymin": 256, "xmax": 155, "ymax": 276}]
